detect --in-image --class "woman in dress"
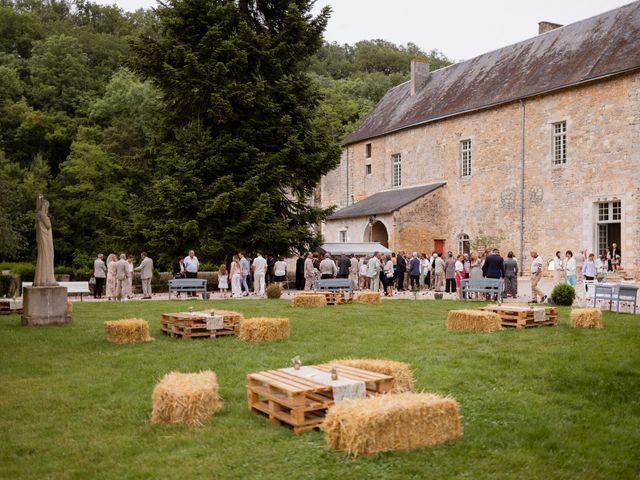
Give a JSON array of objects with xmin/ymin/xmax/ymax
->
[
  {"xmin": 273, "ymin": 256, "xmax": 287, "ymax": 288},
  {"xmin": 564, "ymin": 250, "xmax": 577, "ymax": 286},
  {"xmin": 217, "ymin": 264, "xmax": 229, "ymax": 298},
  {"xmin": 455, "ymin": 254, "xmax": 465, "ymax": 299},
  {"xmin": 230, "ymin": 255, "xmax": 243, "ymax": 298},
  {"xmin": 469, "ymin": 253, "xmax": 483, "ymax": 299},
  {"xmin": 383, "ymin": 254, "xmax": 394, "ymax": 297},
  {"xmin": 552, "ymin": 251, "xmax": 563, "ymax": 284},
  {"xmin": 105, "ymin": 254, "xmax": 118, "ymax": 300}
]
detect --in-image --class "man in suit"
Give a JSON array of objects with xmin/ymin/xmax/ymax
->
[
  {"xmin": 338, "ymin": 253, "xmax": 350, "ymax": 279},
  {"xmin": 93, "ymin": 253, "xmax": 107, "ymax": 299},
  {"xmin": 303, "ymin": 252, "xmax": 315, "ymax": 290},
  {"xmin": 135, "ymin": 252, "xmax": 154, "ymax": 299},
  {"xmin": 482, "ymin": 248, "xmax": 505, "ymax": 299},
  {"xmin": 396, "ymin": 251, "xmax": 407, "ymax": 291},
  {"xmin": 114, "ymin": 254, "xmax": 129, "ymax": 301}
]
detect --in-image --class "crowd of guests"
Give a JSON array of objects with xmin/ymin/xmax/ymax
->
[
  {"xmin": 91, "ymin": 242, "xmax": 623, "ymax": 301},
  {"xmin": 92, "ymin": 252, "xmax": 154, "ymax": 300}
]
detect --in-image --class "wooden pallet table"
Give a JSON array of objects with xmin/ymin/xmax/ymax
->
[
  {"xmin": 307, "ymin": 291, "xmax": 353, "ymax": 305},
  {"xmin": 160, "ymin": 311, "xmax": 239, "ymax": 339},
  {"xmin": 247, "ymin": 363, "xmax": 393, "ymax": 434},
  {"xmin": 0, "ymin": 299, "xmax": 23, "ymax": 315},
  {"xmin": 480, "ymin": 305, "xmax": 558, "ymax": 329}
]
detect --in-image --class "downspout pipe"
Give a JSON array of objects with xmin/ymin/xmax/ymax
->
[{"xmin": 520, "ymin": 99, "xmax": 526, "ymax": 276}]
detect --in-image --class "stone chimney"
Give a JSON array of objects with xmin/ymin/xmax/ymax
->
[
  {"xmin": 538, "ymin": 21, "xmax": 563, "ymax": 34},
  {"xmin": 410, "ymin": 59, "xmax": 430, "ymax": 96}
]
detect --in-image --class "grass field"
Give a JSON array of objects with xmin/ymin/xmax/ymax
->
[{"xmin": 1, "ymin": 299, "xmax": 639, "ymax": 480}]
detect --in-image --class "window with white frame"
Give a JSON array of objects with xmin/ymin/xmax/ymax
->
[
  {"xmin": 339, "ymin": 230, "xmax": 348, "ymax": 243},
  {"xmin": 553, "ymin": 121, "xmax": 567, "ymax": 165},
  {"xmin": 392, "ymin": 154, "xmax": 401, "ymax": 187},
  {"xmin": 460, "ymin": 139, "xmax": 472, "ymax": 177}
]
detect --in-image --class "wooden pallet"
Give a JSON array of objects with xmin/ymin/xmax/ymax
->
[
  {"xmin": 0, "ymin": 300, "xmax": 22, "ymax": 315},
  {"xmin": 480, "ymin": 305, "xmax": 558, "ymax": 329},
  {"xmin": 160, "ymin": 311, "xmax": 239, "ymax": 339},
  {"xmin": 308, "ymin": 291, "xmax": 354, "ymax": 305},
  {"xmin": 247, "ymin": 363, "xmax": 393, "ymax": 434}
]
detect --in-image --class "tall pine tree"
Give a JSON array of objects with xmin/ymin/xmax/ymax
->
[{"xmin": 130, "ymin": 0, "xmax": 339, "ymax": 264}]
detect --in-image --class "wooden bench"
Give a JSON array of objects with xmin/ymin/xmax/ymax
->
[
  {"xmin": 168, "ymin": 278, "xmax": 208, "ymax": 300},
  {"xmin": 21, "ymin": 281, "xmax": 91, "ymax": 301},
  {"xmin": 314, "ymin": 278, "xmax": 353, "ymax": 304},
  {"xmin": 316, "ymin": 278, "xmax": 353, "ymax": 291},
  {"xmin": 460, "ymin": 278, "xmax": 503, "ymax": 300},
  {"xmin": 593, "ymin": 283, "xmax": 638, "ymax": 314}
]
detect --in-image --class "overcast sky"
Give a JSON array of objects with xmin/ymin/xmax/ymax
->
[{"xmin": 97, "ymin": 0, "xmax": 633, "ymax": 60}]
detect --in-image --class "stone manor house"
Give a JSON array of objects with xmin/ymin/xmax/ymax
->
[{"xmin": 319, "ymin": 2, "xmax": 640, "ymax": 276}]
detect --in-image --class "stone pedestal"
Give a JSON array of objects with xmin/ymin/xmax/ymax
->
[{"xmin": 21, "ymin": 286, "xmax": 70, "ymax": 326}]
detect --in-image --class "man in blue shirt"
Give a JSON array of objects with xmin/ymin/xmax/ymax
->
[{"xmin": 239, "ymin": 252, "xmax": 251, "ymax": 295}]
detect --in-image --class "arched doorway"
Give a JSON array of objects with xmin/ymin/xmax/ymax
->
[{"xmin": 364, "ymin": 220, "xmax": 389, "ymax": 247}]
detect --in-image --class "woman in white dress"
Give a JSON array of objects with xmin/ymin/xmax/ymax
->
[
  {"xmin": 217, "ymin": 264, "xmax": 229, "ymax": 298},
  {"xmin": 230, "ymin": 255, "xmax": 243, "ymax": 298},
  {"xmin": 105, "ymin": 254, "xmax": 118, "ymax": 300}
]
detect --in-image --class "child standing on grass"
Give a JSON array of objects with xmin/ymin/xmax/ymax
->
[{"xmin": 218, "ymin": 264, "xmax": 229, "ymax": 298}]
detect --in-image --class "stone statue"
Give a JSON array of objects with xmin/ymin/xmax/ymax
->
[{"xmin": 33, "ymin": 194, "xmax": 58, "ymax": 287}]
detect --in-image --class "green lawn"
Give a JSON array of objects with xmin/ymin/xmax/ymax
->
[{"xmin": 1, "ymin": 300, "xmax": 639, "ymax": 480}]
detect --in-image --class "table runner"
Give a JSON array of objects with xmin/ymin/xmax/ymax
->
[
  {"xmin": 281, "ymin": 366, "xmax": 366, "ymax": 402},
  {"xmin": 189, "ymin": 311, "xmax": 224, "ymax": 330}
]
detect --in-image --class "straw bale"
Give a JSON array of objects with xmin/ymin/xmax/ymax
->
[
  {"xmin": 357, "ymin": 292, "xmax": 381, "ymax": 304},
  {"xmin": 570, "ymin": 308, "xmax": 603, "ymax": 329},
  {"xmin": 104, "ymin": 318, "xmax": 153, "ymax": 344},
  {"xmin": 291, "ymin": 294, "xmax": 327, "ymax": 308},
  {"xmin": 447, "ymin": 310, "xmax": 502, "ymax": 333},
  {"xmin": 331, "ymin": 359, "xmax": 415, "ymax": 393},
  {"xmin": 238, "ymin": 317, "xmax": 290, "ymax": 343},
  {"xmin": 323, "ymin": 392, "xmax": 462, "ymax": 457},
  {"xmin": 151, "ymin": 371, "xmax": 221, "ymax": 426}
]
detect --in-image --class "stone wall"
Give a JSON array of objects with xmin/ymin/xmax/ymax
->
[{"xmin": 321, "ymin": 73, "xmax": 640, "ymax": 276}]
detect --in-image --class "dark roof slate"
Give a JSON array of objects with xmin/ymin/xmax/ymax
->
[
  {"xmin": 343, "ymin": 2, "xmax": 640, "ymax": 145},
  {"xmin": 329, "ymin": 182, "xmax": 446, "ymax": 220}
]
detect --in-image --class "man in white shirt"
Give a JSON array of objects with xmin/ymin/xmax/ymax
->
[
  {"xmin": 367, "ymin": 252, "xmax": 381, "ymax": 292},
  {"xmin": 530, "ymin": 250, "xmax": 546, "ymax": 303},
  {"xmin": 319, "ymin": 254, "xmax": 337, "ymax": 279},
  {"xmin": 114, "ymin": 254, "xmax": 129, "ymax": 301},
  {"xmin": 93, "ymin": 253, "xmax": 107, "ymax": 299},
  {"xmin": 252, "ymin": 252, "xmax": 267, "ymax": 296},
  {"xmin": 183, "ymin": 250, "xmax": 199, "ymax": 297}
]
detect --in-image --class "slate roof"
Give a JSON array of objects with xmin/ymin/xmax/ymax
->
[
  {"xmin": 343, "ymin": 2, "xmax": 640, "ymax": 146},
  {"xmin": 329, "ymin": 182, "xmax": 446, "ymax": 220}
]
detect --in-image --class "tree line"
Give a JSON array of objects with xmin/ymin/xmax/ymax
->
[{"xmin": 0, "ymin": 0, "xmax": 451, "ymax": 269}]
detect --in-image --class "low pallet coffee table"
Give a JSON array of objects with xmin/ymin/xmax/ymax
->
[
  {"xmin": 480, "ymin": 305, "xmax": 558, "ymax": 329},
  {"xmin": 247, "ymin": 364, "xmax": 393, "ymax": 433},
  {"xmin": 160, "ymin": 310, "xmax": 240, "ymax": 339},
  {"xmin": 0, "ymin": 299, "xmax": 23, "ymax": 315}
]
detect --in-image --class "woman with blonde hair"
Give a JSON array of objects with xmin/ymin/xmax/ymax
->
[
  {"xmin": 105, "ymin": 254, "xmax": 118, "ymax": 300},
  {"xmin": 230, "ymin": 255, "xmax": 243, "ymax": 298}
]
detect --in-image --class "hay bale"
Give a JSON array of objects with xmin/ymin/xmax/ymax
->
[
  {"xmin": 570, "ymin": 308, "xmax": 603, "ymax": 329},
  {"xmin": 151, "ymin": 371, "xmax": 221, "ymax": 426},
  {"xmin": 323, "ymin": 392, "xmax": 462, "ymax": 457},
  {"xmin": 104, "ymin": 318, "xmax": 153, "ymax": 344},
  {"xmin": 331, "ymin": 359, "xmax": 415, "ymax": 393},
  {"xmin": 447, "ymin": 310, "xmax": 502, "ymax": 333},
  {"xmin": 291, "ymin": 294, "xmax": 327, "ymax": 308},
  {"xmin": 357, "ymin": 292, "xmax": 381, "ymax": 304},
  {"xmin": 238, "ymin": 317, "xmax": 290, "ymax": 343}
]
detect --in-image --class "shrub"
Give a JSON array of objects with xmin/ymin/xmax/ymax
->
[
  {"xmin": 0, "ymin": 263, "xmax": 36, "ymax": 282},
  {"xmin": 266, "ymin": 284, "xmax": 282, "ymax": 299},
  {"xmin": 551, "ymin": 283, "xmax": 576, "ymax": 306}
]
